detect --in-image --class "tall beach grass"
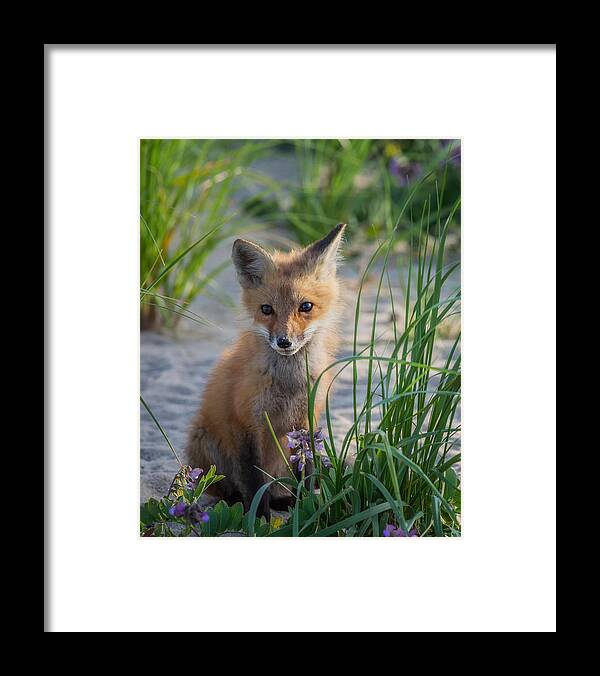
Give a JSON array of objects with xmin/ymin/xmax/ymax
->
[
  {"xmin": 246, "ymin": 174, "xmax": 461, "ymax": 536},
  {"xmin": 140, "ymin": 139, "xmax": 275, "ymax": 330}
]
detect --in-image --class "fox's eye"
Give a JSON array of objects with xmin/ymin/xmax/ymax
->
[
  {"xmin": 261, "ymin": 304, "xmax": 273, "ymax": 315},
  {"xmin": 299, "ymin": 302, "xmax": 313, "ymax": 313}
]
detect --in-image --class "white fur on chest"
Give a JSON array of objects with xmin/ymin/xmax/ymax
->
[{"xmin": 253, "ymin": 339, "xmax": 327, "ymax": 429}]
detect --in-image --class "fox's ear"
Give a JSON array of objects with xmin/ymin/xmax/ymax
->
[
  {"xmin": 232, "ymin": 238, "xmax": 274, "ymax": 288},
  {"xmin": 303, "ymin": 223, "xmax": 346, "ymax": 277}
]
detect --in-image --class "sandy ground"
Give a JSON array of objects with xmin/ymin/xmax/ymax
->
[{"xmin": 140, "ymin": 232, "xmax": 460, "ymax": 504}]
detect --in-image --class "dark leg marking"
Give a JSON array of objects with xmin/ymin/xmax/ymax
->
[
  {"xmin": 269, "ymin": 495, "xmax": 294, "ymax": 512},
  {"xmin": 240, "ymin": 440, "xmax": 270, "ymax": 520},
  {"xmin": 294, "ymin": 458, "xmax": 315, "ymax": 492}
]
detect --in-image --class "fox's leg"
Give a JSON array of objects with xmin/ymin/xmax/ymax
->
[
  {"xmin": 186, "ymin": 424, "xmax": 209, "ymax": 471},
  {"xmin": 250, "ymin": 427, "xmax": 299, "ymax": 514},
  {"xmin": 238, "ymin": 439, "xmax": 271, "ymax": 520},
  {"xmin": 269, "ymin": 455, "xmax": 315, "ymax": 513},
  {"xmin": 270, "ymin": 495, "xmax": 294, "ymax": 511},
  {"xmin": 187, "ymin": 427, "xmax": 271, "ymax": 519},
  {"xmin": 186, "ymin": 425, "xmax": 246, "ymax": 505}
]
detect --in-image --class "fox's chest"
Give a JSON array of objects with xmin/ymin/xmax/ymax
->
[
  {"xmin": 255, "ymin": 386, "xmax": 308, "ymax": 431},
  {"xmin": 252, "ymin": 354, "xmax": 315, "ymax": 430}
]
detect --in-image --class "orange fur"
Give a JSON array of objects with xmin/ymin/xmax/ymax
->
[{"xmin": 186, "ymin": 224, "xmax": 346, "ymax": 516}]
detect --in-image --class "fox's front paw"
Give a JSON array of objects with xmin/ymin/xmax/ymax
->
[
  {"xmin": 255, "ymin": 494, "xmax": 271, "ymax": 521},
  {"xmin": 269, "ymin": 495, "xmax": 294, "ymax": 512}
]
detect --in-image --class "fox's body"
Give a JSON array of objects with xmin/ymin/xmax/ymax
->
[{"xmin": 186, "ymin": 224, "xmax": 345, "ymax": 517}]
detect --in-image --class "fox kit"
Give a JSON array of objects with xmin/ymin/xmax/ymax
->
[{"xmin": 186, "ymin": 223, "xmax": 346, "ymax": 518}]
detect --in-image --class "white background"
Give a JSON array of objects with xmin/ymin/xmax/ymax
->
[{"xmin": 47, "ymin": 46, "xmax": 556, "ymax": 632}]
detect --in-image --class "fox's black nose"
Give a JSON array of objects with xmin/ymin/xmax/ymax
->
[{"xmin": 277, "ymin": 336, "xmax": 292, "ymax": 349}]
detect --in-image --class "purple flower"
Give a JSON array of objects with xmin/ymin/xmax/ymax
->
[
  {"xmin": 286, "ymin": 429, "xmax": 303, "ymax": 449},
  {"xmin": 189, "ymin": 468, "xmax": 203, "ymax": 482},
  {"xmin": 169, "ymin": 500, "xmax": 210, "ymax": 525},
  {"xmin": 286, "ymin": 427, "xmax": 332, "ymax": 473},
  {"xmin": 401, "ymin": 528, "xmax": 418, "ymax": 537},
  {"xmin": 383, "ymin": 523, "xmax": 418, "ymax": 537},
  {"xmin": 169, "ymin": 501, "xmax": 188, "ymax": 518},
  {"xmin": 188, "ymin": 503, "xmax": 210, "ymax": 524},
  {"xmin": 313, "ymin": 429, "xmax": 325, "ymax": 453},
  {"xmin": 185, "ymin": 466, "xmax": 204, "ymax": 491}
]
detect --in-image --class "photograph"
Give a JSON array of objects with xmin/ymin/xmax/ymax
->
[
  {"xmin": 47, "ymin": 44, "xmax": 555, "ymax": 632},
  {"xmin": 140, "ymin": 138, "xmax": 462, "ymax": 537}
]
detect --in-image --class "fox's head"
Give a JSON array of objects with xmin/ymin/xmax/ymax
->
[{"xmin": 232, "ymin": 223, "xmax": 346, "ymax": 356}]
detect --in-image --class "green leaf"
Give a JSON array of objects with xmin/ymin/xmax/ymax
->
[
  {"xmin": 432, "ymin": 496, "xmax": 443, "ymax": 536},
  {"xmin": 313, "ymin": 502, "xmax": 393, "ymax": 537}
]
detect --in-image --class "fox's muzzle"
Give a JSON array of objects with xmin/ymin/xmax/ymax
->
[{"xmin": 269, "ymin": 332, "xmax": 307, "ymax": 356}]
